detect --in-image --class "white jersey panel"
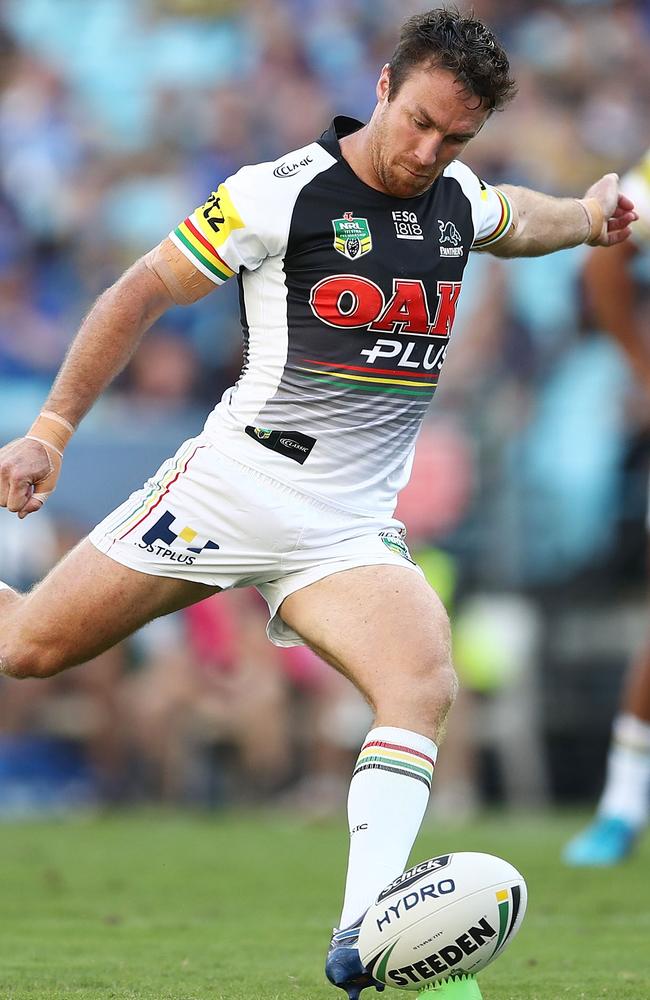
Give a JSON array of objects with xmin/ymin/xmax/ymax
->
[
  {"xmin": 169, "ymin": 142, "xmax": 337, "ymax": 284},
  {"xmin": 207, "ymin": 253, "xmax": 291, "ymax": 428},
  {"xmin": 444, "ymin": 160, "xmax": 514, "ymax": 249}
]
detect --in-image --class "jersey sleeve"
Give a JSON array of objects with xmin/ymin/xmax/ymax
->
[
  {"xmin": 470, "ymin": 181, "xmax": 513, "ymax": 249},
  {"xmin": 444, "ymin": 160, "xmax": 514, "ymax": 251},
  {"xmin": 168, "ymin": 164, "xmax": 272, "ymax": 287},
  {"xmin": 621, "ymin": 150, "xmax": 650, "ymax": 246}
]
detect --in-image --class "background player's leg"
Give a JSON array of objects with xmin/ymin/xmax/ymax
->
[
  {"xmin": 0, "ymin": 539, "xmax": 219, "ymax": 679},
  {"xmin": 600, "ymin": 646, "xmax": 650, "ymax": 823},
  {"xmin": 279, "ymin": 565, "xmax": 456, "ymax": 934},
  {"xmin": 563, "ymin": 639, "xmax": 650, "ymax": 867}
]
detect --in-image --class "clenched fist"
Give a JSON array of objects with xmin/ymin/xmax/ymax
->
[
  {"xmin": 583, "ymin": 173, "xmax": 639, "ymax": 247},
  {"xmin": 0, "ymin": 411, "xmax": 74, "ymax": 518}
]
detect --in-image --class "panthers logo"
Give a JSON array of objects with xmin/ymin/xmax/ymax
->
[{"xmin": 438, "ymin": 220, "xmax": 462, "ymax": 245}]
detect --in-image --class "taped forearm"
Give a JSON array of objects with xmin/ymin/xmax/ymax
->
[
  {"xmin": 143, "ymin": 238, "xmax": 216, "ymax": 305},
  {"xmin": 24, "ymin": 411, "xmax": 75, "ymax": 505},
  {"xmin": 490, "ymin": 185, "xmax": 603, "ymax": 257}
]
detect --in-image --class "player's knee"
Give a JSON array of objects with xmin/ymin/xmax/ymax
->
[
  {"xmin": 373, "ymin": 611, "xmax": 457, "ymax": 728},
  {"xmin": 414, "ymin": 655, "xmax": 458, "ymax": 721},
  {"xmin": 0, "ymin": 635, "xmax": 65, "ymax": 680}
]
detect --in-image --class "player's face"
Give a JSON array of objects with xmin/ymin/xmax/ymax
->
[{"xmin": 370, "ymin": 63, "xmax": 490, "ymax": 198}]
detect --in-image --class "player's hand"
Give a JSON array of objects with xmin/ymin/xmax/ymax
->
[
  {"xmin": 0, "ymin": 437, "xmax": 61, "ymax": 518},
  {"xmin": 583, "ymin": 173, "xmax": 639, "ymax": 247}
]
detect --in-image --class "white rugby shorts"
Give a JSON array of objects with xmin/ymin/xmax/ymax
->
[{"xmin": 89, "ymin": 435, "xmax": 423, "ymax": 646}]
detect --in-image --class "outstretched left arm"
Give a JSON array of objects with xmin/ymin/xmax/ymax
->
[{"xmin": 485, "ymin": 173, "xmax": 638, "ymax": 258}]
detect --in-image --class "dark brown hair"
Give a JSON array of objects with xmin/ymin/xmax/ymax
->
[{"xmin": 388, "ymin": 7, "xmax": 517, "ymax": 111}]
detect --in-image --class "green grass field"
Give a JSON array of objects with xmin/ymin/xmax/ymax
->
[{"xmin": 0, "ymin": 810, "xmax": 647, "ymax": 1000}]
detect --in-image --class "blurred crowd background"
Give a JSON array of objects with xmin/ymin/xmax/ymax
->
[{"xmin": 0, "ymin": 0, "xmax": 649, "ymax": 817}]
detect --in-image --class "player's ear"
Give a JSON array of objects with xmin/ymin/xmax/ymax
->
[{"xmin": 377, "ymin": 64, "xmax": 391, "ymax": 104}]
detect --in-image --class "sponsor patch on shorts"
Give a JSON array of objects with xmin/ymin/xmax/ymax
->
[
  {"xmin": 379, "ymin": 529, "xmax": 415, "ymax": 564},
  {"xmin": 245, "ymin": 426, "xmax": 316, "ymax": 464}
]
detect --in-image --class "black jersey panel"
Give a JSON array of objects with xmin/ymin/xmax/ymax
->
[{"xmin": 255, "ymin": 154, "xmax": 473, "ymax": 429}]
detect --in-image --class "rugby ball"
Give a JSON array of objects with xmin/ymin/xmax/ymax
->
[{"xmin": 358, "ymin": 852, "xmax": 527, "ymax": 991}]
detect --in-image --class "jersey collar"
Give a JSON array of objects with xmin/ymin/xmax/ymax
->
[{"xmin": 319, "ymin": 116, "xmax": 365, "ymax": 159}]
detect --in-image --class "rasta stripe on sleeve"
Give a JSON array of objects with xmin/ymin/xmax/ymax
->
[
  {"xmin": 353, "ymin": 739, "xmax": 435, "ymax": 789},
  {"xmin": 472, "ymin": 189, "xmax": 512, "ymax": 248},
  {"xmin": 172, "ymin": 216, "xmax": 236, "ymax": 283},
  {"xmin": 170, "ymin": 181, "xmax": 248, "ymax": 283}
]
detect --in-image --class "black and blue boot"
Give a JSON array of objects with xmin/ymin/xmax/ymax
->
[{"xmin": 325, "ymin": 916, "xmax": 385, "ymax": 1000}]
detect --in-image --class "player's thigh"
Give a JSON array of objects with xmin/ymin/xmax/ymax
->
[
  {"xmin": 278, "ymin": 564, "xmax": 453, "ymax": 706},
  {"xmin": 10, "ymin": 538, "xmax": 219, "ymax": 670}
]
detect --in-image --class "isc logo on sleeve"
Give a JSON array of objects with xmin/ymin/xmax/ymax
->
[{"xmin": 196, "ymin": 184, "xmax": 245, "ymax": 247}]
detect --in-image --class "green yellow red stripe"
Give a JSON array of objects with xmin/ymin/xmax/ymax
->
[
  {"xmin": 299, "ymin": 372, "xmax": 433, "ymax": 398},
  {"xmin": 173, "ymin": 216, "xmax": 235, "ymax": 282},
  {"xmin": 353, "ymin": 739, "xmax": 435, "ymax": 789},
  {"xmin": 301, "ymin": 358, "xmax": 439, "ymax": 379},
  {"xmin": 107, "ymin": 441, "xmax": 205, "ymax": 540},
  {"xmin": 297, "ymin": 366, "xmax": 437, "ymax": 389},
  {"xmin": 472, "ymin": 190, "xmax": 512, "ymax": 248}
]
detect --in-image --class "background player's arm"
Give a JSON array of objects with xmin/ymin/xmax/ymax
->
[
  {"xmin": 0, "ymin": 238, "xmax": 214, "ymax": 517},
  {"xmin": 583, "ymin": 240, "xmax": 650, "ymax": 389},
  {"xmin": 486, "ymin": 173, "xmax": 637, "ymax": 258}
]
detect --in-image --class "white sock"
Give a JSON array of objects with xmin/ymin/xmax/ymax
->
[
  {"xmin": 598, "ymin": 713, "xmax": 650, "ymax": 830},
  {"xmin": 338, "ymin": 725, "xmax": 438, "ymax": 929}
]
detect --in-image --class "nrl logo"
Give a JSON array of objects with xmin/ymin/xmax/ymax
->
[
  {"xmin": 333, "ymin": 212, "xmax": 372, "ymax": 260},
  {"xmin": 379, "ymin": 530, "xmax": 415, "ymax": 565}
]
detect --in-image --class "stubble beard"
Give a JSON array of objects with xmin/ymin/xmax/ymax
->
[{"xmin": 370, "ymin": 119, "xmax": 436, "ymax": 199}]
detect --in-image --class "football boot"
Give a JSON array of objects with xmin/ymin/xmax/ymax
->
[
  {"xmin": 562, "ymin": 815, "xmax": 638, "ymax": 866},
  {"xmin": 325, "ymin": 916, "xmax": 385, "ymax": 1000}
]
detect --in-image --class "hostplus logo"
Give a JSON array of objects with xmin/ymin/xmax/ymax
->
[{"xmin": 137, "ymin": 510, "xmax": 219, "ymax": 565}]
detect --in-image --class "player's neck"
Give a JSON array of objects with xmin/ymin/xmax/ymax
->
[{"xmin": 339, "ymin": 126, "xmax": 390, "ymax": 196}]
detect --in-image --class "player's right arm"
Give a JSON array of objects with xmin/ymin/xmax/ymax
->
[
  {"xmin": 0, "ymin": 165, "xmax": 274, "ymax": 519},
  {"xmin": 0, "ymin": 241, "xmax": 214, "ymax": 519}
]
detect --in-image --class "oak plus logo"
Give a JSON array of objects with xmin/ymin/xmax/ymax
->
[
  {"xmin": 438, "ymin": 220, "xmax": 463, "ymax": 257},
  {"xmin": 310, "ymin": 275, "xmax": 462, "ymax": 338},
  {"xmin": 273, "ymin": 154, "xmax": 313, "ymax": 178}
]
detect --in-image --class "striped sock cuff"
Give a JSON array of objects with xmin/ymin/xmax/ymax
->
[{"xmin": 352, "ymin": 727, "xmax": 437, "ymax": 790}]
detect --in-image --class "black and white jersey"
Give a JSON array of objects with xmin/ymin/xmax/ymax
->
[{"xmin": 170, "ymin": 116, "xmax": 513, "ymax": 516}]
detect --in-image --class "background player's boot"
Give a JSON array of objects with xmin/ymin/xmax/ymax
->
[
  {"xmin": 562, "ymin": 815, "xmax": 638, "ymax": 866},
  {"xmin": 326, "ymin": 916, "xmax": 385, "ymax": 1000}
]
